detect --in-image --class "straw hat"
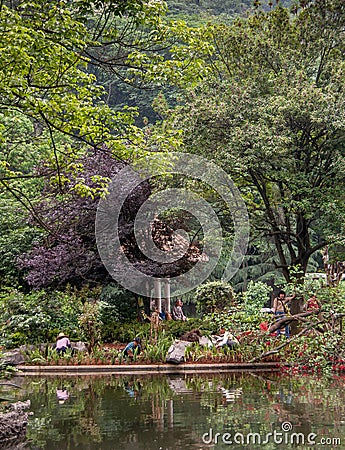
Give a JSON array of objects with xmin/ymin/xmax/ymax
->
[{"xmin": 57, "ymin": 332, "xmax": 66, "ymax": 339}]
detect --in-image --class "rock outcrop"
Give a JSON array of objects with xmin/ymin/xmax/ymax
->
[
  {"xmin": 0, "ymin": 400, "xmax": 31, "ymax": 449},
  {"xmin": 166, "ymin": 340, "xmax": 193, "ymax": 364}
]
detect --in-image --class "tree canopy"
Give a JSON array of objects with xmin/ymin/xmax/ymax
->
[
  {"xmin": 0, "ymin": 0, "xmax": 168, "ymax": 193},
  {"xmin": 156, "ymin": 0, "xmax": 345, "ymax": 282},
  {"xmin": 1, "ymin": 0, "xmax": 345, "ymax": 289}
]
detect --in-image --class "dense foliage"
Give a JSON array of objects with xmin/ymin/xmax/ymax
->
[
  {"xmin": 156, "ymin": 0, "xmax": 345, "ymax": 282},
  {"xmin": 0, "ymin": 287, "xmax": 83, "ymax": 347},
  {"xmin": 195, "ymin": 280, "xmax": 235, "ymax": 314},
  {"xmin": 0, "ymin": 0, "xmax": 344, "ymax": 377}
]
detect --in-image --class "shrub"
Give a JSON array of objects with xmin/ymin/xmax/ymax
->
[
  {"xmin": 99, "ymin": 283, "xmax": 137, "ymax": 325},
  {"xmin": 164, "ymin": 318, "xmax": 206, "ymax": 337},
  {"xmin": 195, "ymin": 281, "xmax": 235, "ymax": 315},
  {"xmin": 0, "ymin": 287, "xmax": 83, "ymax": 348},
  {"xmin": 79, "ymin": 301, "xmax": 102, "ymax": 352},
  {"xmin": 101, "ymin": 322, "xmax": 151, "ymax": 344},
  {"xmin": 242, "ymin": 281, "xmax": 271, "ymax": 315}
]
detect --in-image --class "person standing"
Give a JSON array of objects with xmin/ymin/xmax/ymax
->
[
  {"xmin": 149, "ymin": 308, "xmax": 161, "ymax": 343},
  {"xmin": 273, "ymin": 291, "xmax": 296, "ymax": 338}
]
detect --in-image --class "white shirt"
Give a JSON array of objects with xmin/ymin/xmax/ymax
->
[{"xmin": 56, "ymin": 337, "xmax": 70, "ymax": 349}]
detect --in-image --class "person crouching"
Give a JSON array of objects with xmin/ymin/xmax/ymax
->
[
  {"xmin": 123, "ymin": 337, "xmax": 142, "ymax": 360},
  {"xmin": 56, "ymin": 332, "xmax": 72, "ymax": 355}
]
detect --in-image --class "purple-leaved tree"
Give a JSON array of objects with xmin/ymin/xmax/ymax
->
[{"xmin": 19, "ymin": 148, "xmax": 150, "ymax": 288}]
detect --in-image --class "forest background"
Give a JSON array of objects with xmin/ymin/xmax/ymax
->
[{"xmin": 0, "ymin": 0, "xmax": 344, "ymax": 369}]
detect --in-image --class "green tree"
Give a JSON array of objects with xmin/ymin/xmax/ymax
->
[
  {"xmin": 160, "ymin": 0, "xmax": 345, "ymax": 282},
  {"xmin": 0, "ymin": 0, "xmax": 169, "ymax": 207},
  {"xmin": 242, "ymin": 280, "xmax": 272, "ymax": 315},
  {"xmin": 99, "ymin": 284, "xmax": 137, "ymax": 324},
  {"xmin": 0, "ymin": 0, "xmax": 182, "ymax": 291}
]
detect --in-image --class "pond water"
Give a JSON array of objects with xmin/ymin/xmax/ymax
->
[{"xmin": 6, "ymin": 371, "xmax": 345, "ymax": 449}]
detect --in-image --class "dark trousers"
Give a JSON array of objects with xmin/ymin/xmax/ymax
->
[{"xmin": 275, "ymin": 312, "xmax": 290, "ymax": 338}]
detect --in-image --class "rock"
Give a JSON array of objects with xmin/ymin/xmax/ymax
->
[
  {"xmin": 179, "ymin": 329, "xmax": 202, "ymax": 342},
  {"xmin": 166, "ymin": 340, "xmax": 192, "ymax": 364},
  {"xmin": 71, "ymin": 341, "xmax": 88, "ymax": 353},
  {"xmin": 0, "ymin": 400, "xmax": 31, "ymax": 449},
  {"xmin": 2, "ymin": 350, "xmax": 25, "ymax": 366},
  {"xmin": 1, "ymin": 344, "xmax": 52, "ymax": 366},
  {"xmin": 1, "ymin": 342, "xmax": 88, "ymax": 367},
  {"xmin": 19, "ymin": 344, "xmax": 49, "ymax": 353},
  {"xmin": 212, "ymin": 331, "xmax": 239, "ymax": 349},
  {"xmin": 8, "ymin": 400, "xmax": 31, "ymax": 413},
  {"xmin": 198, "ymin": 336, "xmax": 213, "ymax": 348}
]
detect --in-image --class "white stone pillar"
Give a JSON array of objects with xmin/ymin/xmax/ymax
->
[
  {"xmin": 164, "ymin": 279, "xmax": 171, "ymax": 313},
  {"xmin": 154, "ymin": 279, "xmax": 162, "ymax": 312}
]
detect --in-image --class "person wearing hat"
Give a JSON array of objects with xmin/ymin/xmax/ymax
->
[
  {"xmin": 56, "ymin": 332, "xmax": 72, "ymax": 355},
  {"xmin": 122, "ymin": 337, "xmax": 142, "ymax": 359}
]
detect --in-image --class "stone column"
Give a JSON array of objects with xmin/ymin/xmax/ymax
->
[
  {"xmin": 154, "ymin": 279, "xmax": 162, "ymax": 312},
  {"xmin": 164, "ymin": 279, "xmax": 171, "ymax": 313}
]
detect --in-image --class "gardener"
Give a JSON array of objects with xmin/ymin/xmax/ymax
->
[
  {"xmin": 123, "ymin": 337, "xmax": 142, "ymax": 359},
  {"xmin": 272, "ymin": 291, "xmax": 296, "ymax": 339},
  {"xmin": 55, "ymin": 332, "xmax": 72, "ymax": 355}
]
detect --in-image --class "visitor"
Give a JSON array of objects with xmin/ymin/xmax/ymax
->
[
  {"xmin": 123, "ymin": 337, "xmax": 142, "ymax": 359},
  {"xmin": 305, "ymin": 294, "xmax": 321, "ymax": 311},
  {"xmin": 172, "ymin": 299, "xmax": 187, "ymax": 321},
  {"xmin": 149, "ymin": 308, "xmax": 161, "ymax": 343},
  {"xmin": 272, "ymin": 291, "xmax": 296, "ymax": 339},
  {"xmin": 55, "ymin": 332, "xmax": 72, "ymax": 355},
  {"xmin": 159, "ymin": 310, "xmax": 172, "ymax": 321}
]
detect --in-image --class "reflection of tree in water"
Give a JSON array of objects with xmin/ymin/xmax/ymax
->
[
  {"xmin": 78, "ymin": 382, "xmax": 103, "ymax": 444},
  {"xmin": 22, "ymin": 376, "xmax": 105, "ymax": 448},
  {"xmin": 11, "ymin": 373, "xmax": 345, "ymax": 449}
]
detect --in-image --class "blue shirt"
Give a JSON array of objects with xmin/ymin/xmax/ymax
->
[{"xmin": 123, "ymin": 342, "xmax": 141, "ymax": 354}]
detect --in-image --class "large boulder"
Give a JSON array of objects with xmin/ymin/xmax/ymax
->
[
  {"xmin": 1, "ymin": 342, "xmax": 89, "ymax": 367},
  {"xmin": 198, "ymin": 335, "xmax": 213, "ymax": 348},
  {"xmin": 179, "ymin": 329, "xmax": 202, "ymax": 342},
  {"xmin": 1, "ymin": 350, "xmax": 25, "ymax": 366},
  {"xmin": 19, "ymin": 344, "xmax": 49, "ymax": 353},
  {"xmin": 71, "ymin": 341, "xmax": 88, "ymax": 353},
  {"xmin": 0, "ymin": 400, "xmax": 31, "ymax": 449},
  {"xmin": 166, "ymin": 340, "xmax": 192, "ymax": 364}
]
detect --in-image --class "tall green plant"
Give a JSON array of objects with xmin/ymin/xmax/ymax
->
[
  {"xmin": 79, "ymin": 301, "xmax": 101, "ymax": 353},
  {"xmin": 99, "ymin": 284, "xmax": 137, "ymax": 325},
  {"xmin": 242, "ymin": 281, "xmax": 271, "ymax": 316},
  {"xmin": 195, "ymin": 280, "xmax": 235, "ymax": 315}
]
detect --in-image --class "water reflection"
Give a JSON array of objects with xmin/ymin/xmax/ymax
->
[
  {"xmin": 9, "ymin": 372, "xmax": 345, "ymax": 449},
  {"xmin": 56, "ymin": 388, "xmax": 70, "ymax": 404}
]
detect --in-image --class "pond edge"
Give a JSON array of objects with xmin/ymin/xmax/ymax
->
[{"xmin": 16, "ymin": 362, "xmax": 283, "ymax": 376}]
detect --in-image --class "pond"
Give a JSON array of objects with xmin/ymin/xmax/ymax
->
[{"xmin": 5, "ymin": 371, "xmax": 345, "ymax": 449}]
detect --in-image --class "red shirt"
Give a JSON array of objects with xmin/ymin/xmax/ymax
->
[{"xmin": 307, "ymin": 298, "xmax": 319, "ymax": 310}]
